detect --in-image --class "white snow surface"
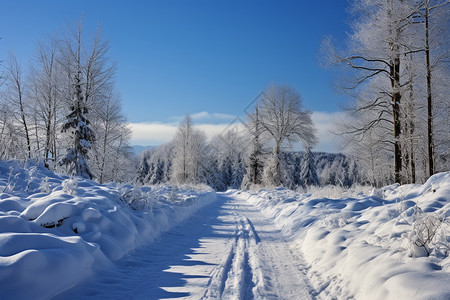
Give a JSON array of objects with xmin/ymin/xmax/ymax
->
[
  {"xmin": 232, "ymin": 172, "xmax": 450, "ymax": 299},
  {"xmin": 0, "ymin": 160, "xmax": 216, "ymax": 300},
  {"xmin": 1, "ymin": 160, "xmax": 449, "ymax": 300}
]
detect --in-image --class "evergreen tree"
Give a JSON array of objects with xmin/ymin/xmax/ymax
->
[
  {"xmin": 242, "ymin": 106, "xmax": 264, "ymax": 189},
  {"xmin": 59, "ymin": 72, "xmax": 95, "ymax": 179},
  {"xmin": 300, "ymin": 147, "xmax": 319, "ymax": 187}
]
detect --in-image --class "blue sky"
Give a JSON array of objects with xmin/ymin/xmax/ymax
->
[{"xmin": 0, "ymin": 0, "xmax": 352, "ymax": 152}]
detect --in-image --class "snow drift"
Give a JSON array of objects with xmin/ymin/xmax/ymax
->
[
  {"xmin": 0, "ymin": 160, "xmax": 216, "ymax": 300},
  {"xmin": 233, "ymin": 172, "xmax": 450, "ymax": 299}
]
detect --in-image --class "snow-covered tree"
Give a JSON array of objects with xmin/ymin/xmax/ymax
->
[
  {"xmin": 256, "ymin": 85, "xmax": 317, "ymax": 187},
  {"xmin": 300, "ymin": 147, "xmax": 319, "ymax": 187},
  {"xmin": 418, "ymin": 0, "xmax": 449, "ymax": 177},
  {"xmin": 60, "ymin": 71, "xmax": 95, "ymax": 179},
  {"xmin": 90, "ymin": 90, "xmax": 133, "ymax": 183},
  {"xmin": 242, "ymin": 105, "xmax": 264, "ymax": 189},
  {"xmin": 29, "ymin": 38, "xmax": 65, "ymax": 168},
  {"xmin": 0, "ymin": 104, "xmax": 25, "ymax": 160},
  {"xmin": 324, "ymin": 0, "xmax": 418, "ymax": 183},
  {"xmin": 136, "ymin": 153, "xmax": 150, "ymax": 185},
  {"xmin": 0, "ymin": 20, "xmax": 132, "ymax": 183},
  {"xmin": 212, "ymin": 129, "xmax": 245, "ymax": 190},
  {"xmin": 171, "ymin": 115, "xmax": 207, "ymax": 185},
  {"xmin": 326, "ymin": 0, "xmax": 449, "ymax": 184},
  {"xmin": 5, "ymin": 54, "xmax": 32, "ymax": 159}
]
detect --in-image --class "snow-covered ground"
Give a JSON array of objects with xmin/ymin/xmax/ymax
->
[
  {"xmin": 234, "ymin": 173, "xmax": 450, "ymax": 299},
  {"xmin": 0, "ymin": 160, "xmax": 449, "ymax": 299},
  {"xmin": 55, "ymin": 190, "xmax": 314, "ymax": 299},
  {"xmin": 0, "ymin": 160, "xmax": 216, "ymax": 299}
]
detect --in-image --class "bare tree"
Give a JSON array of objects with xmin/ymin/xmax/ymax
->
[
  {"xmin": 91, "ymin": 90, "xmax": 132, "ymax": 183},
  {"xmin": 171, "ymin": 114, "xmax": 208, "ymax": 185},
  {"xmin": 417, "ymin": 0, "xmax": 449, "ymax": 177},
  {"xmin": 324, "ymin": 0, "xmax": 422, "ymax": 184},
  {"xmin": 59, "ymin": 19, "xmax": 115, "ymax": 114},
  {"xmin": 30, "ymin": 38, "xmax": 65, "ymax": 168},
  {"xmin": 256, "ymin": 85, "xmax": 316, "ymax": 186},
  {"xmin": 171, "ymin": 114, "xmax": 193, "ymax": 184},
  {"xmin": 5, "ymin": 54, "xmax": 31, "ymax": 159}
]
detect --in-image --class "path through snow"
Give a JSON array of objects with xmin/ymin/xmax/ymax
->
[{"xmin": 57, "ymin": 191, "xmax": 313, "ymax": 299}]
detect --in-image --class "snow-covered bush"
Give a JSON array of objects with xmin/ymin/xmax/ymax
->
[
  {"xmin": 409, "ymin": 209, "xmax": 447, "ymax": 257},
  {"xmin": 167, "ymin": 189, "xmax": 178, "ymax": 202},
  {"xmin": 3, "ymin": 165, "xmax": 19, "ymax": 193},
  {"xmin": 39, "ymin": 176, "xmax": 50, "ymax": 193},
  {"xmin": 25, "ymin": 166, "xmax": 38, "ymax": 193},
  {"xmin": 62, "ymin": 177, "xmax": 78, "ymax": 195},
  {"xmin": 119, "ymin": 186, "xmax": 153, "ymax": 211}
]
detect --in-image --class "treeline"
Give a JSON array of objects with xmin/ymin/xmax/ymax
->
[
  {"xmin": 0, "ymin": 21, "xmax": 134, "ymax": 183},
  {"xmin": 136, "ymin": 86, "xmax": 363, "ymax": 191},
  {"xmin": 326, "ymin": 0, "xmax": 449, "ymax": 186},
  {"xmin": 136, "ymin": 144, "xmax": 361, "ymax": 191}
]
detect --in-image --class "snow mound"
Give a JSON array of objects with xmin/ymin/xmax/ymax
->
[
  {"xmin": 0, "ymin": 160, "xmax": 216, "ymax": 299},
  {"xmin": 234, "ymin": 172, "xmax": 450, "ymax": 299}
]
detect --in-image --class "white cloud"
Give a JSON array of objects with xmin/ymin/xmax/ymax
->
[
  {"xmin": 129, "ymin": 111, "xmax": 344, "ymax": 153},
  {"xmin": 128, "ymin": 120, "xmax": 245, "ymax": 146},
  {"xmin": 310, "ymin": 111, "xmax": 346, "ymax": 153},
  {"xmin": 170, "ymin": 111, "xmax": 236, "ymax": 123},
  {"xmin": 128, "ymin": 122, "xmax": 178, "ymax": 145}
]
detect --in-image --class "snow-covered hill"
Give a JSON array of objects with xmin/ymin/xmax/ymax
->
[{"xmin": 0, "ymin": 160, "xmax": 216, "ymax": 299}]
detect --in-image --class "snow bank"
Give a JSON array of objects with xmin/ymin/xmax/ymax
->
[
  {"xmin": 233, "ymin": 173, "xmax": 450, "ymax": 299},
  {"xmin": 0, "ymin": 160, "xmax": 216, "ymax": 300}
]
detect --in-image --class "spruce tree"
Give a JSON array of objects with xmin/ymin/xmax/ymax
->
[
  {"xmin": 60, "ymin": 72, "xmax": 95, "ymax": 179},
  {"xmin": 242, "ymin": 106, "xmax": 264, "ymax": 189},
  {"xmin": 300, "ymin": 147, "xmax": 319, "ymax": 187}
]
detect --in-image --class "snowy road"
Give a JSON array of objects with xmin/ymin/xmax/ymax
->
[{"xmin": 57, "ymin": 192, "xmax": 314, "ymax": 299}]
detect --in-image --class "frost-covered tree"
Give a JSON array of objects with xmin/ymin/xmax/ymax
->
[
  {"xmin": 136, "ymin": 153, "xmax": 150, "ymax": 185},
  {"xmin": 0, "ymin": 104, "xmax": 25, "ymax": 160},
  {"xmin": 242, "ymin": 105, "xmax": 264, "ymax": 189},
  {"xmin": 0, "ymin": 20, "xmax": 132, "ymax": 182},
  {"xmin": 5, "ymin": 54, "xmax": 32, "ymax": 159},
  {"xmin": 57, "ymin": 19, "xmax": 130, "ymax": 181},
  {"xmin": 29, "ymin": 38, "xmax": 65, "ymax": 168},
  {"xmin": 91, "ymin": 90, "xmax": 132, "ymax": 183},
  {"xmin": 257, "ymin": 85, "xmax": 317, "ymax": 187},
  {"xmin": 326, "ymin": 0, "xmax": 449, "ymax": 184},
  {"xmin": 300, "ymin": 147, "xmax": 319, "ymax": 187},
  {"xmin": 324, "ymin": 0, "xmax": 418, "ymax": 183},
  {"xmin": 171, "ymin": 115, "xmax": 207, "ymax": 185},
  {"xmin": 418, "ymin": 0, "xmax": 449, "ymax": 177},
  {"xmin": 60, "ymin": 70, "xmax": 95, "ymax": 179},
  {"xmin": 212, "ymin": 129, "xmax": 245, "ymax": 190},
  {"xmin": 171, "ymin": 115, "xmax": 193, "ymax": 184}
]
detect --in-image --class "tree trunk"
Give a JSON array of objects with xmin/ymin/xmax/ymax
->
[
  {"xmin": 391, "ymin": 55, "xmax": 402, "ymax": 184},
  {"xmin": 18, "ymin": 90, "xmax": 31, "ymax": 159},
  {"xmin": 425, "ymin": 0, "xmax": 434, "ymax": 177},
  {"xmin": 410, "ymin": 122, "xmax": 416, "ymax": 183}
]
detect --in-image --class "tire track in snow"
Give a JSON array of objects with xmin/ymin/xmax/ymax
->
[
  {"xmin": 229, "ymin": 193, "xmax": 314, "ymax": 299},
  {"xmin": 202, "ymin": 216, "xmax": 266, "ymax": 299},
  {"xmin": 59, "ymin": 193, "xmax": 315, "ymax": 299},
  {"xmin": 201, "ymin": 230, "xmax": 237, "ymax": 299}
]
